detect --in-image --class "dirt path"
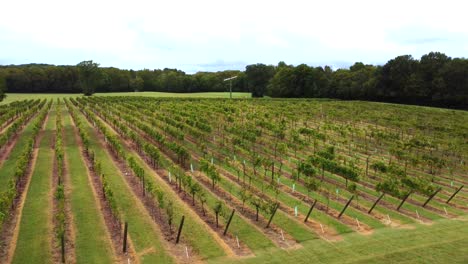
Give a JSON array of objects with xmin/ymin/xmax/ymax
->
[
  {"xmin": 52, "ymin": 115, "xmax": 77, "ymax": 264},
  {"xmin": 62, "ymin": 157, "xmax": 78, "ymax": 263},
  {"xmin": 50, "ymin": 124, "xmax": 59, "ymax": 263}
]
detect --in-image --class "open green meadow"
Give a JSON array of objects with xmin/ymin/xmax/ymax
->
[{"xmin": 0, "ymin": 93, "xmax": 466, "ymax": 263}]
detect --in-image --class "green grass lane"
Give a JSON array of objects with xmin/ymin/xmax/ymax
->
[
  {"xmin": 63, "ymin": 107, "xmax": 115, "ymax": 263},
  {"xmin": 210, "ymin": 216, "xmax": 468, "ymax": 264},
  {"xmin": 12, "ymin": 107, "xmax": 55, "ymax": 264}
]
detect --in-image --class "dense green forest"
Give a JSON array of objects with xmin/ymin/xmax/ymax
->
[{"xmin": 0, "ymin": 51, "xmax": 467, "ymax": 109}]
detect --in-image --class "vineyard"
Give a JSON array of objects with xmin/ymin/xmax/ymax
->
[{"xmin": 0, "ymin": 96, "xmax": 467, "ymax": 263}]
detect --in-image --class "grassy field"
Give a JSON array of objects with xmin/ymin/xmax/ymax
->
[
  {"xmin": 0, "ymin": 92, "xmax": 251, "ymax": 104},
  {"xmin": 0, "ymin": 94, "xmax": 466, "ymax": 264},
  {"xmin": 213, "ymin": 216, "xmax": 468, "ymax": 264}
]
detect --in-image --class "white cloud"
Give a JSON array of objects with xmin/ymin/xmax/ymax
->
[{"xmin": 1, "ymin": 0, "xmax": 467, "ymax": 72}]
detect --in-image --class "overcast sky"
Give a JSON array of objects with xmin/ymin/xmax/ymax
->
[{"xmin": 1, "ymin": 0, "xmax": 467, "ymax": 73}]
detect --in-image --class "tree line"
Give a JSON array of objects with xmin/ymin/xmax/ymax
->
[
  {"xmin": 0, "ymin": 62, "xmax": 248, "ymax": 95},
  {"xmin": 248, "ymin": 52, "xmax": 467, "ymax": 109},
  {"xmin": 0, "ymin": 51, "xmax": 466, "ymax": 109}
]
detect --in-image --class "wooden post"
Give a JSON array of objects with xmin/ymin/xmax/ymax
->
[
  {"xmin": 423, "ymin": 187, "xmax": 442, "ymax": 207},
  {"xmin": 397, "ymin": 192, "xmax": 412, "ymax": 211},
  {"xmin": 366, "ymin": 157, "xmax": 369, "ymax": 177},
  {"xmin": 304, "ymin": 199, "xmax": 317, "ymax": 222},
  {"xmin": 338, "ymin": 195, "xmax": 354, "ymax": 218},
  {"xmin": 142, "ymin": 175, "xmax": 145, "ymax": 197},
  {"xmin": 266, "ymin": 203, "xmax": 279, "ymax": 228},
  {"xmin": 223, "ymin": 209, "xmax": 236, "ymax": 235},
  {"xmin": 446, "ymin": 185, "xmax": 464, "ymax": 204},
  {"xmin": 176, "ymin": 216, "xmax": 185, "ymax": 244},
  {"xmin": 321, "ymin": 164, "xmax": 324, "ymax": 181},
  {"xmin": 122, "ymin": 222, "xmax": 128, "ymax": 253},
  {"xmin": 368, "ymin": 193, "xmax": 385, "ymax": 214},
  {"xmin": 61, "ymin": 233, "xmax": 65, "ymax": 263}
]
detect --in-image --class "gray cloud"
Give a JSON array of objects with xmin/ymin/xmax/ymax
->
[{"xmin": 1, "ymin": 0, "xmax": 468, "ymax": 71}]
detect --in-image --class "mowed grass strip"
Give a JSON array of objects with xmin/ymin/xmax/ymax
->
[
  {"xmin": 211, "ymin": 216, "xmax": 468, "ymax": 264},
  {"xmin": 77, "ymin": 110, "xmax": 174, "ymax": 264},
  {"xmin": 63, "ymin": 107, "xmax": 115, "ymax": 263},
  {"xmin": 12, "ymin": 108, "xmax": 55, "ymax": 264}
]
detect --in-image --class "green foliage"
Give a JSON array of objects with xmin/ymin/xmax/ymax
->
[
  {"xmin": 0, "ymin": 100, "xmax": 43, "ymax": 149},
  {"xmin": 308, "ymin": 155, "xmax": 359, "ymax": 183},
  {"xmin": 245, "ymin": 63, "xmax": 275, "ymax": 97},
  {"xmin": 0, "ymin": 100, "xmax": 50, "ymax": 229},
  {"xmin": 77, "ymin": 60, "xmax": 100, "ymax": 96},
  {"xmin": 371, "ymin": 161, "xmax": 388, "ymax": 173},
  {"xmin": 213, "ymin": 200, "xmax": 223, "ymax": 215},
  {"xmin": 376, "ymin": 178, "xmax": 405, "ymax": 198},
  {"xmin": 304, "ymin": 176, "xmax": 321, "ymax": 195},
  {"xmin": 166, "ymin": 201, "xmax": 174, "ymax": 227},
  {"xmin": 298, "ymin": 160, "xmax": 316, "ymax": 178},
  {"xmin": 200, "ymin": 158, "xmax": 221, "ymax": 189},
  {"xmin": 130, "ymin": 76, "xmax": 144, "ymax": 92},
  {"xmin": 316, "ymin": 146, "xmax": 335, "ymax": 160},
  {"xmin": 0, "ymin": 71, "xmax": 6, "ymax": 102}
]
